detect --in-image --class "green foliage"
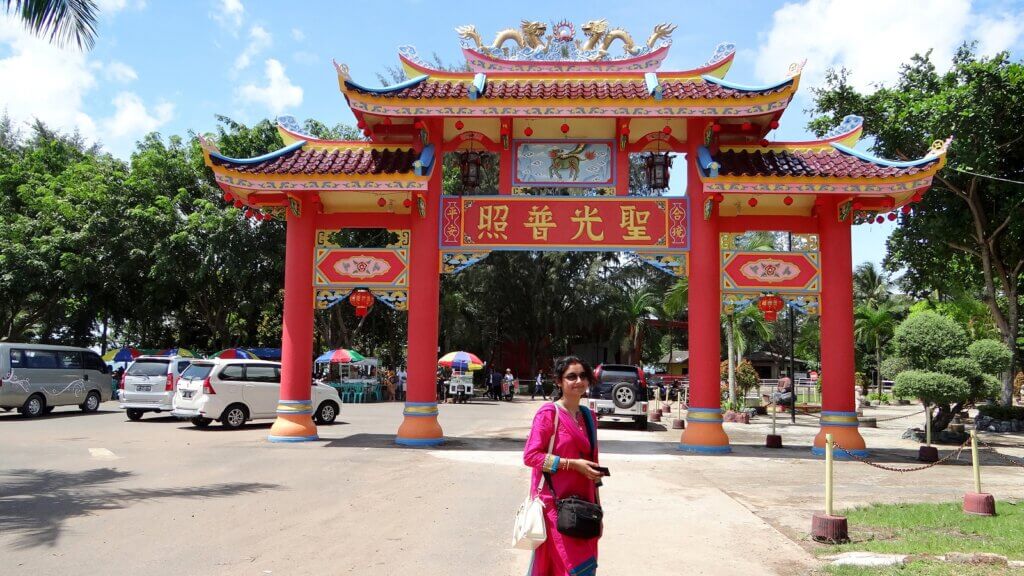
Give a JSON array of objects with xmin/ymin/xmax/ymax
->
[
  {"xmin": 4, "ymin": 0, "xmax": 99, "ymax": 50},
  {"xmin": 880, "ymin": 356, "xmax": 912, "ymax": 380},
  {"xmin": 719, "ymin": 359, "xmax": 759, "ymax": 396},
  {"xmin": 893, "ymin": 311, "xmax": 968, "ymax": 370},
  {"xmin": 893, "ymin": 370, "xmax": 969, "ymax": 405},
  {"xmin": 967, "ymin": 339, "xmax": 1012, "ymax": 375},
  {"xmin": 976, "ymin": 403, "xmax": 1024, "ymax": 421},
  {"xmin": 909, "ymin": 297, "xmax": 999, "ymax": 341},
  {"xmin": 934, "ymin": 357, "xmax": 982, "ymax": 385}
]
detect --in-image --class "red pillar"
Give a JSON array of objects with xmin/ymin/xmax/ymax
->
[
  {"xmin": 269, "ymin": 193, "xmax": 319, "ymax": 442},
  {"xmin": 813, "ymin": 197, "xmax": 867, "ymax": 456},
  {"xmin": 680, "ymin": 120, "xmax": 730, "ymax": 454},
  {"xmin": 396, "ymin": 123, "xmax": 444, "ymax": 446}
]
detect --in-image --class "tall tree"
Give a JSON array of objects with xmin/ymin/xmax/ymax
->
[
  {"xmin": 810, "ymin": 46, "xmax": 1024, "ymax": 405},
  {"xmin": 4, "ymin": 0, "xmax": 98, "ymax": 50}
]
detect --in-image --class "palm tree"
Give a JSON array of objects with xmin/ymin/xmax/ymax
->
[
  {"xmin": 4, "ymin": 0, "xmax": 98, "ymax": 50},
  {"xmin": 623, "ymin": 291, "xmax": 658, "ymax": 365},
  {"xmin": 724, "ymin": 305, "xmax": 774, "ymax": 404},
  {"xmin": 854, "ymin": 302, "xmax": 899, "ymax": 398},
  {"xmin": 853, "ymin": 262, "xmax": 893, "ymax": 307}
]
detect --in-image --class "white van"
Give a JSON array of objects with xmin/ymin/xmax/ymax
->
[
  {"xmin": 0, "ymin": 343, "xmax": 112, "ymax": 417},
  {"xmin": 171, "ymin": 359, "xmax": 341, "ymax": 429},
  {"xmin": 119, "ymin": 355, "xmax": 194, "ymax": 420}
]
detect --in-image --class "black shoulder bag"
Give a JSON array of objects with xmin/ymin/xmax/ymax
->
[{"xmin": 545, "ymin": 406, "xmax": 603, "ymax": 539}]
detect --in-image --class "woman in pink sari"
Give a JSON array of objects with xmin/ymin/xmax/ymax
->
[{"xmin": 522, "ymin": 356, "xmax": 604, "ymax": 576}]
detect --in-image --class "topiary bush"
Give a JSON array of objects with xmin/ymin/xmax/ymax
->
[
  {"xmin": 880, "ymin": 356, "xmax": 912, "ymax": 381},
  {"xmin": 967, "ymin": 339, "xmax": 1012, "ymax": 376},
  {"xmin": 893, "ymin": 311, "xmax": 968, "ymax": 370},
  {"xmin": 893, "ymin": 370, "xmax": 970, "ymax": 405}
]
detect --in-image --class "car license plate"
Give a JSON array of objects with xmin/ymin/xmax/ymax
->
[
  {"xmin": 182, "ymin": 390, "xmax": 193, "ymax": 398},
  {"xmin": 598, "ymin": 407, "xmax": 614, "ymax": 415},
  {"xmin": 136, "ymin": 385, "xmax": 151, "ymax": 392}
]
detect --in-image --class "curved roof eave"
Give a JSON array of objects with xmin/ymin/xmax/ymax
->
[{"xmin": 208, "ymin": 140, "xmax": 307, "ymax": 165}]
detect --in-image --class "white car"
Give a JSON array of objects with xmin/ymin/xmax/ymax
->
[
  {"xmin": 171, "ymin": 359, "xmax": 340, "ymax": 429},
  {"xmin": 119, "ymin": 355, "xmax": 195, "ymax": 420}
]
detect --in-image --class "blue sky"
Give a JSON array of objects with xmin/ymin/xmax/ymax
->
[{"xmin": 3, "ymin": 0, "xmax": 1023, "ymax": 269}]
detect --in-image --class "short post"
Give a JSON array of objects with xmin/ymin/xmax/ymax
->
[
  {"xmin": 671, "ymin": 391, "xmax": 685, "ymax": 429},
  {"xmin": 811, "ymin": 433, "xmax": 849, "ymax": 542},
  {"xmin": 650, "ymin": 387, "xmax": 662, "ymax": 422},
  {"xmin": 962, "ymin": 429, "xmax": 996, "ymax": 516},
  {"xmin": 918, "ymin": 402, "xmax": 938, "ymax": 462},
  {"xmin": 766, "ymin": 400, "xmax": 782, "ymax": 448}
]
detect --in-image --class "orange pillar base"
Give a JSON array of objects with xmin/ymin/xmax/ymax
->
[
  {"xmin": 679, "ymin": 410, "xmax": 731, "ymax": 454},
  {"xmin": 396, "ymin": 402, "xmax": 444, "ymax": 447},
  {"xmin": 268, "ymin": 404, "xmax": 318, "ymax": 442},
  {"xmin": 813, "ymin": 414, "xmax": 866, "ymax": 458}
]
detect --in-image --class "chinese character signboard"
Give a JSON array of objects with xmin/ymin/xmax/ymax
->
[
  {"xmin": 440, "ymin": 195, "xmax": 689, "ymax": 251},
  {"xmin": 513, "ymin": 140, "xmax": 615, "ymax": 188}
]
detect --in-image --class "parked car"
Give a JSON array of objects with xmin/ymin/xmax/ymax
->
[
  {"xmin": 119, "ymin": 355, "xmax": 195, "ymax": 420},
  {"xmin": 171, "ymin": 359, "xmax": 341, "ymax": 429},
  {"xmin": 0, "ymin": 343, "xmax": 112, "ymax": 417},
  {"xmin": 588, "ymin": 363, "xmax": 649, "ymax": 430}
]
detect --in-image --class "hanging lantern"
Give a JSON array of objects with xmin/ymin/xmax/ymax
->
[
  {"xmin": 757, "ymin": 293, "xmax": 785, "ymax": 322},
  {"xmin": 783, "ymin": 195, "xmax": 794, "ymax": 206},
  {"xmin": 349, "ymin": 289, "xmax": 375, "ymax": 318},
  {"xmin": 524, "ymin": 126, "xmax": 533, "ymax": 137},
  {"xmin": 645, "ymin": 152, "xmax": 673, "ymax": 190},
  {"xmin": 459, "ymin": 150, "xmax": 485, "ymax": 190}
]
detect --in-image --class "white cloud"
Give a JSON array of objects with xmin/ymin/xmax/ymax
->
[
  {"xmin": 292, "ymin": 50, "xmax": 318, "ymax": 65},
  {"xmin": 234, "ymin": 24, "xmax": 272, "ymax": 71},
  {"xmin": 103, "ymin": 60, "xmax": 138, "ymax": 83},
  {"xmin": 972, "ymin": 12, "xmax": 1024, "ymax": 56},
  {"xmin": 103, "ymin": 92, "xmax": 174, "ymax": 139},
  {"xmin": 210, "ymin": 0, "xmax": 244, "ymax": 34},
  {"xmin": 755, "ymin": 0, "xmax": 973, "ymax": 90},
  {"xmin": 291, "ymin": 28, "xmax": 305, "ymax": 42},
  {"xmin": 237, "ymin": 58, "xmax": 303, "ymax": 115}
]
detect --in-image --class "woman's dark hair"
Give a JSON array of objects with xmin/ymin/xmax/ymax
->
[{"xmin": 551, "ymin": 356, "xmax": 594, "ymax": 400}]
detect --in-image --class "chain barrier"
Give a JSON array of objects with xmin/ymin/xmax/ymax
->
[
  {"xmin": 976, "ymin": 436, "xmax": 1024, "ymax": 469},
  {"xmin": 832, "ymin": 439, "xmax": 969, "ymax": 473},
  {"xmin": 871, "ymin": 409, "xmax": 926, "ymax": 422}
]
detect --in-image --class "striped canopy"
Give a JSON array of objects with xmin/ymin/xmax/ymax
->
[
  {"xmin": 315, "ymin": 348, "xmax": 365, "ymax": 364},
  {"xmin": 156, "ymin": 347, "xmax": 196, "ymax": 358},
  {"xmin": 213, "ymin": 348, "xmax": 258, "ymax": 359},
  {"xmin": 102, "ymin": 346, "xmax": 140, "ymax": 362},
  {"xmin": 438, "ymin": 351, "xmax": 484, "ymax": 371}
]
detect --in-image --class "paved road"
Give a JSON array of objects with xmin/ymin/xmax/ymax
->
[{"xmin": 0, "ymin": 399, "xmax": 823, "ymax": 575}]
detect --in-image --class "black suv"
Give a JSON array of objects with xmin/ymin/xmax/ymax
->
[{"xmin": 587, "ymin": 364, "xmax": 649, "ymax": 430}]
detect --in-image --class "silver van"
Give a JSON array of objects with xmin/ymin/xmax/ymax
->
[
  {"xmin": 119, "ymin": 355, "xmax": 194, "ymax": 420},
  {"xmin": 0, "ymin": 343, "xmax": 113, "ymax": 417}
]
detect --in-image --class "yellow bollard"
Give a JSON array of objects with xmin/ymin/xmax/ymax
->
[
  {"xmin": 825, "ymin": 433, "xmax": 834, "ymax": 516},
  {"xmin": 926, "ymin": 402, "xmax": 932, "ymax": 446},
  {"xmin": 963, "ymin": 429, "xmax": 996, "ymax": 515},
  {"xmin": 971, "ymin": 429, "xmax": 981, "ymax": 494}
]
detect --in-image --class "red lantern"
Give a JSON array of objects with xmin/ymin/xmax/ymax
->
[
  {"xmin": 524, "ymin": 127, "xmax": 533, "ymax": 137},
  {"xmin": 243, "ymin": 209, "xmax": 253, "ymax": 219},
  {"xmin": 887, "ymin": 212, "xmax": 897, "ymax": 221},
  {"xmin": 876, "ymin": 215, "xmax": 885, "ymax": 224},
  {"xmin": 454, "ymin": 120, "xmax": 464, "ymax": 130},
  {"xmin": 459, "ymin": 150, "xmax": 485, "ymax": 190},
  {"xmin": 769, "ymin": 120, "xmax": 780, "ymax": 129},
  {"xmin": 662, "ymin": 126, "xmax": 672, "ymax": 135},
  {"xmin": 758, "ymin": 293, "xmax": 784, "ymax": 322},
  {"xmin": 377, "ymin": 198, "xmax": 387, "ymax": 207},
  {"xmin": 901, "ymin": 205, "xmax": 912, "ymax": 214},
  {"xmin": 223, "ymin": 191, "xmax": 233, "ymax": 202},
  {"xmin": 348, "ymin": 289, "xmax": 375, "ymax": 318},
  {"xmin": 233, "ymin": 200, "xmax": 243, "ymax": 209},
  {"xmin": 748, "ymin": 197, "xmax": 758, "ymax": 207},
  {"xmin": 711, "ymin": 123, "xmax": 721, "ymax": 133},
  {"xmin": 760, "ymin": 139, "xmax": 769, "ymax": 147},
  {"xmin": 403, "ymin": 198, "xmax": 412, "ymax": 208},
  {"xmin": 712, "ymin": 193, "xmax": 724, "ymax": 203},
  {"xmin": 644, "ymin": 152, "xmax": 673, "ymax": 190},
  {"xmin": 560, "ymin": 123, "xmax": 570, "ymax": 134},
  {"xmin": 783, "ymin": 196, "xmax": 794, "ymax": 206}
]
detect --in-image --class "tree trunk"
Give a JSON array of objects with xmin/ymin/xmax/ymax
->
[
  {"xmin": 876, "ymin": 336, "xmax": 883, "ymax": 399},
  {"xmin": 931, "ymin": 402, "xmax": 963, "ymax": 434}
]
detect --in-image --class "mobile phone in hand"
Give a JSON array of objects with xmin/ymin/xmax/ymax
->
[{"xmin": 593, "ymin": 466, "xmax": 610, "ymax": 477}]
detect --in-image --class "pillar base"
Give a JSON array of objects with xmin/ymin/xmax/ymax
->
[
  {"xmin": 268, "ymin": 403, "xmax": 318, "ymax": 442},
  {"xmin": 679, "ymin": 408, "xmax": 730, "ymax": 454},
  {"xmin": 813, "ymin": 412, "xmax": 867, "ymax": 458},
  {"xmin": 396, "ymin": 402, "xmax": 444, "ymax": 447}
]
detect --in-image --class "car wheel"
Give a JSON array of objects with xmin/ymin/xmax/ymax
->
[
  {"xmin": 611, "ymin": 383, "xmax": 637, "ymax": 409},
  {"xmin": 126, "ymin": 408, "xmax": 144, "ymax": 421},
  {"xmin": 21, "ymin": 394, "xmax": 45, "ymax": 418},
  {"xmin": 315, "ymin": 401, "xmax": 338, "ymax": 425},
  {"xmin": 221, "ymin": 404, "xmax": 248, "ymax": 429},
  {"xmin": 80, "ymin": 391, "xmax": 101, "ymax": 413},
  {"xmin": 635, "ymin": 416, "xmax": 648, "ymax": 431},
  {"xmin": 190, "ymin": 416, "xmax": 212, "ymax": 428}
]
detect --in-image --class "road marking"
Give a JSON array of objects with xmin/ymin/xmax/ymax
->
[{"xmin": 89, "ymin": 448, "xmax": 119, "ymax": 460}]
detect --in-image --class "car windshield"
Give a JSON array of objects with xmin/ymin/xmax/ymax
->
[
  {"xmin": 180, "ymin": 363, "xmax": 214, "ymax": 381},
  {"xmin": 127, "ymin": 360, "xmax": 170, "ymax": 376}
]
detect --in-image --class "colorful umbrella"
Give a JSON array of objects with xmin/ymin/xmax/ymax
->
[
  {"xmin": 102, "ymin": 346, "xmax": 140, "ymax": 362},
  {"xmin": 438, "ymin": 351, "xmax": 484, "ymax": 371},
  {"xmin": 157, "ymin": 347, "xmax": 196, "ymax": 358},
  {"xmin": 315, "ymin": 348, "xmax": 366, "ymax": 364},
  {"xmin": 212, "ymin": 348, "xmax": 258, "ymax": 359}
]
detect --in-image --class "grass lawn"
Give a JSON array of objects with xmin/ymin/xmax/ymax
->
[{"xmin": 818, "ymin": 500, "xmax": 1024, "ymax": 575}]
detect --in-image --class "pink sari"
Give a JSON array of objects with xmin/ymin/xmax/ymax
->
[{"xmin": 522, "ymin": 403, "xmax": 600, "ymax": 576}]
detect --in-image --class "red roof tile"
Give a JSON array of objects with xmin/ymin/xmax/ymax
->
[
  {"xmin": 211, "ymin": 147, "xmax": 420, "ymax": 175},
  {"xmin": 346, "ymin": 79, "xmax": 788, "ymax": 100},
  {"xmin": 714, "ymin": 149, "xmax": 937, "ymax": 179}
]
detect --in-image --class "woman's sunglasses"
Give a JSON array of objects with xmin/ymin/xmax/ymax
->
[{"xmin": 562, "ymin": 372, "xmax": 589, "ymax": 383}]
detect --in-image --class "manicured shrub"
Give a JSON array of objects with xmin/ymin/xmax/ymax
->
[
  {"xmin": 967, "ymin": 339, "xmax": 1012, "ymax": 375},
  {"xmin": 893, "ymin": 312, "xmax": 967, "ymax": 370},
  {"xmin": 880, "ymin": 356, "xmax": 912, "ymax": 381},
  {"xmin": 893, "ymin": 370, "xmax": 969, "ymax": 405}
]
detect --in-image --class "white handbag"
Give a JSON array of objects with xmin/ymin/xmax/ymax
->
[{"xmin": 513, "ymin": 405, "xmax": 560, "ymax": 550}]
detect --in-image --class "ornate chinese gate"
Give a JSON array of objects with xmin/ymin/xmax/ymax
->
[{"xmin": 201, "ymin": 19, "xmax": 948, "ymax": 455}]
